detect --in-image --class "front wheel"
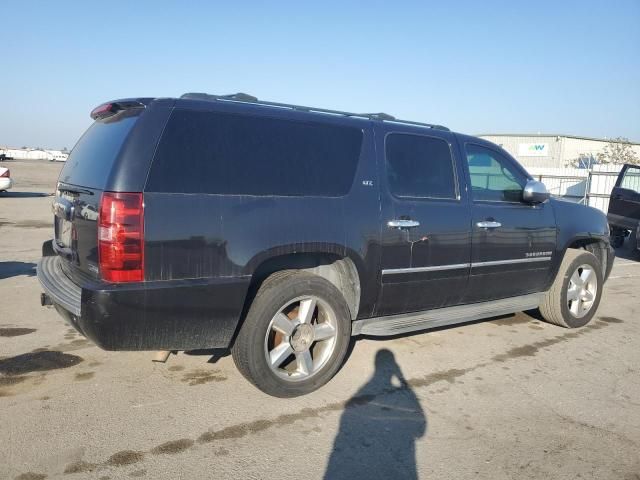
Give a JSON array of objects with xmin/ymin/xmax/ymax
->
[
  {"xmin": 232, "ymin": 271, "xmax": 352, "ymax": 397},
  {"xmin": 539, "ymin": 248, "xmax": 603, "ymax": 328}
]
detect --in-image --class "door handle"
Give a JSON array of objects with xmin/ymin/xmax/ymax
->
[
  {"xmin": 476, "ymin": 221, "xmax": 502, "ymax": 229},
  {"xmin": 388, "ymin": 219, "xmax": 420, "ymax": 229}
]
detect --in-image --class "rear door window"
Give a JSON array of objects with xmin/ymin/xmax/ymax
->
[
  {"xmin": 59, "ymin": 112, "xmax": 139, "ymax": 189},
  {"xmin": 146, "ymin": 109, "xmax": 363, "ymax": 196},
  {"xmin": 385, "ymin": 133, "xmax": 457, "ymax": 199}
]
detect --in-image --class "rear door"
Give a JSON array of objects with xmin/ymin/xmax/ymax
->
[
  {"xmin": 460, "ymin": 142, "xmax": 557, "ymax": 303},
  {"xmin": 374, "ymin": 126, "xmax": 472, "ymax": 316},
  {"xmin": 608, "ymin": 164, "xmax": 640, "ymax": 230}
]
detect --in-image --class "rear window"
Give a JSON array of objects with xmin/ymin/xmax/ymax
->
[
  {"xmin": 146, "ymin": 109, "xmax": 363, "ymax": 196},
  {"xmin": 59, "ymin": 113, "xmax": 138, "ymax": 189},
  {"xmin": 385, "ymin": 133, "xmax": 457, "ymax": 199}
]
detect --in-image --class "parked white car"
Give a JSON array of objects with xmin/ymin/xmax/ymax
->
[{"xmin": 0, "ymin": 167, "xmax": 13, "ymax": 192}]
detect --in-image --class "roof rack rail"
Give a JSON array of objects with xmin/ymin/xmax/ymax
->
[{"xmin": 180, "ymin": 92, "xmax": 449, "ymax": 131}]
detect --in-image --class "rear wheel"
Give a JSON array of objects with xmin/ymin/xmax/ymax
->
[
  {"xmin": 539, "ymin": 249, "xmax": 603, "ymax": 328},
  {"xmin": 232, "ymin": 271, "xmax": 352, "ymax": 397}
]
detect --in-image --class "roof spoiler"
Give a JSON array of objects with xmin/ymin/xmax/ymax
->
[{"xmin": 90, "ymin": 99, "xmax": 148, "ymax": 120}]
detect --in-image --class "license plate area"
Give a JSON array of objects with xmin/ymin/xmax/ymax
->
[
  {"xmin": 56, "ymin": 217, "xmax": 73, "ymax": 247},
  {"xmin": 53, "ymin": 191, "xmax": 76, "ymax": 249}
]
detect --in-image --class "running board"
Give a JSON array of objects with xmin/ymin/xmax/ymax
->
[{"xmin": 351, "ymin": 293, "xmax": 543, "ymax": 337}]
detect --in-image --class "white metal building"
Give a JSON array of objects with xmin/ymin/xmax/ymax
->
[
  {"xmin": 477, "ymin": 133, "xmax": 640, "ymax": 168},
  {"xmin": 0, "ymin": 147, "xmax": 68, "ymax": 161}
]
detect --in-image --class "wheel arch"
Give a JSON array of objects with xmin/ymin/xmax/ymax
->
[
  {"xmin": 246, "ymin": 251, "xmax": 362, "ymax": 320},
  {"xmin": 555, "ymin": 236, "xmax": 610, "ymax": 282}
]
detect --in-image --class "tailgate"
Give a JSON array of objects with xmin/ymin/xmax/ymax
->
[{"xmin": 53, "ymin": 110, "xmax": 141, "ymax": 282}]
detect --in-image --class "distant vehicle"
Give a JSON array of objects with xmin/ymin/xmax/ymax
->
[
  {"xmin": 38, "ymin": 93, "xmax": 615, "ymax": 397},
  {"xmin": 49, "ymin": 152, "xmax": 69, "ymax": 162},
  {"xmin": 0, "ymin": 153, "xmax": 13, "ymax": 162},
  {"xmin": 0, "ymin": 167, "xmax": 13, "ymax": 192},
  {"xmin": 608, "ymin": 164, "xmax": 640, "ymax": 250}
]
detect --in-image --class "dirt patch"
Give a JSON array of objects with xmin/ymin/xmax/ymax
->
[
  {"xmin": 129, "ymin": 470, "xmax": 146, "ymax": 477},
  {"xmin": 53, "ymin": 339, "xmax": 92, "ymax": 352},
  {"xmin": 74, "ymin": 372, "xmax": 95, "ymax": 381},
  {"xmin": 106, "ymin": 450, "xmax": 144, "ymax": 467},
  {"xmin": 63, "ymin": 461, "xmax": 98, "ymax": 474},
  {"xmin": 150, "ymin": 439, "xmax": 194, "ymax": 455},
  {"xmin": 0, "ymin": 376, "xmax": 27, "ymax": 387},
  {"xmin": 181, "ymin": 369, "xmax": 226, "ymax": 386},
  {"xmin": 168, "ymin": 365, "xmax": 185, "ymax": 372},
  {"xmin": 599, "ymin": 316, "xmax": 624, "ymax": 324},
  {"xmin": 0, "ymin": 351, "xmax": 83, "ymax": 376},
  {"xmin": 14, "ymin": 473, "xmax": 47, "ymax": 480},
  {"xmin": 0, "ymin": 328, "xmax": 36, "ymax": 337}
]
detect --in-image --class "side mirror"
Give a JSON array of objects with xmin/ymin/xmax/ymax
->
[{"xmin": 523, "ymin": 179, "xmax": 550, "ymax": 204}]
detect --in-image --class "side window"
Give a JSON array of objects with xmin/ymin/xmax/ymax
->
[
  {"xmin": 621, "ymin": 166, "xmax": 640, "ymax": 193},
  {"xmin": 385, "ymin": 134, "xmax": 457, "ymax": 199},
  {"xmin": 465, "ymin": 144, "xmax": 527, "ymax": 202},
  {"xmin": 146, "ymin": 109, "xmax": 363, "ymax": 196}
]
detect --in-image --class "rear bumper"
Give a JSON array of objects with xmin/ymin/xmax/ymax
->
[{"xmin": 37, "ymin": 252, "xmax": 251, "ymax": 351}]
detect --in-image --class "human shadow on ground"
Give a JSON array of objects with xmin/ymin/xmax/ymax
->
[{"xmin": 324, "ymin": 349, "xmax": 426, "ymax": 480}]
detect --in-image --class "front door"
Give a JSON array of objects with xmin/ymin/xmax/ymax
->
[
  {"xmin": 460, "ymin": 142, "xmax": 557, "ymax": 303},
  {"xmin": 375, "ymin": 127, "xmax": 472, "ymax": 317},
  {"xmin": 608, "ymin": 164, "xmax": 640, "ymax": 231}
]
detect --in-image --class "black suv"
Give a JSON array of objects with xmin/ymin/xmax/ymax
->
[{"xmin": 38, "ymin": 93, "xmax": 615, "ymax": 397}]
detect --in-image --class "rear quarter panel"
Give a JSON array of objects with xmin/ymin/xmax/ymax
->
[{"xmin": 143, "ymin": 117, "xmax": 382, "ymax": 318}]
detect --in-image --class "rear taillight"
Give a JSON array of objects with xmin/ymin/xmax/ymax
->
[
  {"xmin": 98, "ymin": 192, "xmax": 144, "ymax": 282},
  {"xmin": 0, "ymin": 169, "xmax": 9, "ymax": 178}
]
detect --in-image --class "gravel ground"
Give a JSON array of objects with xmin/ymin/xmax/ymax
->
[{"xmin": 1, "ymin": 160, "xmax": 639, "ymax": 480}]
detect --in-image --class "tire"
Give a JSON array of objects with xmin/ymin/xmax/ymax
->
[
  {"xmin": 232, "ymin": 271, "xmax": 352, "ymax": 397},
  {"xmin": 539, "ymin": 248, "xmax": 603, "ymax": 328}
]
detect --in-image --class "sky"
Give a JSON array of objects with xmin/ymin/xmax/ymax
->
[{"xmin": 1, "ymin": 0, "xmax": 639, "ymax": 149}]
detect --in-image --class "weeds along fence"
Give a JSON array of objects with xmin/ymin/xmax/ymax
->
[{"xmin": 527, "ymin": 165, "xmax": 622, "ymax": 214}]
